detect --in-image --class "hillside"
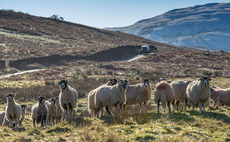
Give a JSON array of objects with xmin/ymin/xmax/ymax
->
[{"xmin": 107, "ymin": 3, "xmax": 230, "ymax": 52}]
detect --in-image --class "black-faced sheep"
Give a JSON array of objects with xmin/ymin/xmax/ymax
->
[
  {"xmin": 94, "ymin": 80, "xmax": 129, "ymax": 117},
  {"xmin": 170, "ymin": 80, "xmax": 192, "ymax": 111},
  {"xmin": 210, "ymin": 87, "xmax": 230, "ymax": 107},
  {"xmin": 88, "ymin": 79, "xmax": 118, "ymax": 117},
  {"xmin": 46, "ymin": 98, "xmax": 56, "ymax": 126},
  {"xmin": 19, "ymin": 105, "xmax": 27, "ymax": 126},
  {"xmin": 124, "ymin": 78, "xmax": 151, "ymax": 113},
  {"xmin": 58, "ymin": 80, "xmax": 78, "ymax": 121},
  {"xmin": 31, "ymin": 96, "xmax": 48, "ymax": 127},
  {"xmin": 154, "ymin": 81, "xmax": 174, "ymax": 113},
  {"xmin": 3, "ymin": 94, "xmax": 21, "ymax": 128},
  {"xmin": 186, "ymin": 77, "xmax": 211, "ymax": 113}
]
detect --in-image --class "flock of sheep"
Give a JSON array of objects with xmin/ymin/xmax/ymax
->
[{"xmin": 0, "ymin": 76, "xmax": 229, "ymax": 128}]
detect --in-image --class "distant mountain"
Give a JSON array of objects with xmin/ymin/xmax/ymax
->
[{"xmin": 107, "ymin": 3, "xmax": 230, "ymax": 52}]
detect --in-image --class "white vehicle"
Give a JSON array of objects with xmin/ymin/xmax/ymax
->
[{"xmin": 140, "ymin": 45, "xmax": 151, "ymax": 55}]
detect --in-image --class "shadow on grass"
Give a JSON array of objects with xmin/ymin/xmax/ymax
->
[
  {"xmin": 188, "ymin": 110, "xmax": 230, "ymax": 124},
  {"xmin": 168, "ymin": 112, "xmax": 195, "ymax": 122}
]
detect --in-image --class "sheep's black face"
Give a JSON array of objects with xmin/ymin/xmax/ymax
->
[
  {"xmin": 21, "ymin": 105, "xmax": 27, "ymax": 111},
  {"xmin": 120, "ymin": 80, "xmax": 129, "ymax": 89},
  {"xmin": 58, "ymin": 80, "xmax": 68, "ymax": 89},
  {"xmin": 110, "ymin": 79, "xmax": 118, "ymax": 85},
  {"xmin": 200, "ymin": 77, "xmax": 211, "ymax": 86},
  {"xmin": 143, "ymin": 78, "xmax": 151, "ymax": 88},
  {"xmin": 50, "ymin": 98, "xmax": 56, "ymax": 105},
  {"xmin": 55, "ymin": 97, "xmax": 59, "ymax": 103},
  {"xmin": 39, "ymin": 97, "xmax": 46, "ymax": 104},
  {"xmin": 5, "ymin": 94, "xmax": 15, "ymax": 101}
]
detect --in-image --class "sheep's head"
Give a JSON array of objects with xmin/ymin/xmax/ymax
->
[
  {"xmin": 55, "ymin": 97, "xmax": 59, "ymax": 103},
  {"xmin": 200, "ymin": 77, "xmax": 211, "ymax": 86},
  {"xmin": 110, "ymin": 78, "xmax": 118, "ymax": 85},
  {"xmin": 143, "ymin": 78, "xmax": 151, "ymax": 88},
  {"xmin": 21, "ymin": 105, "xmax": 27, "ymax": 111},
  {"xmin": 58, "ymin": 80, "xmax": 68, "ymax": 89},
  {"xmin": 5, "ymin": 93, "xmax": 15, "ymax": 101},
  {"xmin": 38, "ymin": 96, "xmax": 46, "ymax": 104},
  {"xmin": 120, "ymin": 80, "xmax": 129, "ymax": 90},
  {"xmin": 50, "ymin": 98, "xmax": 56, "ymax": 105}
]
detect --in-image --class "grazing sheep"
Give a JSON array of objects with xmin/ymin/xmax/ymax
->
[
  {"xmin": 19, "ymin": 105, "xmax": 27, "ymax": 126},
  {"xmin": 210, "ymin": 87, "xmax": 230, "ymax": 107},
  {"xmin": 58, "ymin": 80, "xmax": 78, "ymax": 121},
  {"xmin": 31, "ymin": 96, "xmax": 48, "ymax": 127},
  {"xmin": 55, "ymin": 97, "xmax": 64, "ymax": 123},
  {"xmin": 186, "ymin": 77, "xmax": 211, "ymax": 113},
  {"xmin": 154, "ymin": 81, "xmax": 174, "ymax": 113},
  {"xmin": 3, "ymin": 94, "xmax": 21, "ymax": 128},
  {"xmin": 94, "ymin": 80, "xmax": 129, "ymax": 117},
  {"xmin": 46, "ymin": 98, "xmax": 56, "ymax": 126},
  {"xmin": 124, "ymin": 78, "xmax": 151, "ymax": 113},
  {"xmin": 88, "ymin": 78, "xmax": 118, "ymax": 117},
  {"xmin": 170, "ymin": 80, "xmax": 192, "ymax": 111}
]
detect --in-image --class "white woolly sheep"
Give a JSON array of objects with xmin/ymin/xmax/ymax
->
[
  {"xmin": 46, "ymin": 98, "xmax": 56, "ymax": 126},
  {"xmin": 31, "ymin": 96, "xmax": 48, "ymax": 127},
  {"xmin": 94, "ymin": 80, "xmax": 129, "ymax": 117},
  {"xmin": 19, "ymin": 105, "xmax": 27, "ymax": 126},
  {"xmin": 54, "ymin": 97, "xmax": 64, "ymax": 123},
  {"xmin": 88, "ymin": 78, "xmax": 118, "ymax": 117},
  {"xmin": 210, "ymin": 87, "xmax": 230, "ymax": 107},
  {"xmin": 186, "ymin": 77, "xmax": 211, "ymax": 113},
  {"xmin": 154, "ymin": 81, "xmax": 174, "ymax": 113},
  {"xmin": 124, "ymin": 78, "xmax": 151, "ymax": 113},
  {"xmin": 170, "ymin": 80, "xmax": 192, "ymax": 111},
  {"xmin": 3, "ymin": 94, "xmax": 21, "ymax": 128},
  {"xmin": 58, "ymin": 80, "xmax": 78, "ymax": 121}
]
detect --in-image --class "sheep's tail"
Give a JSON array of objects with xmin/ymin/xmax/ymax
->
[{"xmin": 160, "ymin": 90, "xmax": 167, "ymax": 109}]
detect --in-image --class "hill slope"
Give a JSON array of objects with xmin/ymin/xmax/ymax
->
[{"xmin": 107, "ymin": 3, "xmax": 230, "ymax": 52}]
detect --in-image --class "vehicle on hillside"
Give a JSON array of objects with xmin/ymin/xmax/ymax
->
[{"xmin": 140, "ymin": 45, "xmax": 151, "ymax": 55}]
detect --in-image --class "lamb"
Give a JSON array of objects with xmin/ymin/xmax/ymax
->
[
  {"xmin": 55, "ymin": 97, "xmax": 64, "ymax": 123},
  {"xmin": 19, "ymin": 105, "xmax": 27, "ymax": 126},
  {"xmin": 124, "ymin": 78, "xmax": 151, "ymax": 113},
  {"xmin": 88, "ymin": 78, "xmax": 118, "ymax": 117},
  {"xmin": 154, "ymin": 81, "xmax": 174, "ymax": 113},
  {"xmin": 46, "ymin": 98, "xmax": 56, "ymax": 126},
  {"xmin": 31, "ymin": 96, "xmax": 48, "ymax": 127},
  {"xmin": 3, "ymin": 94, "xmax": 21, "ymax": 128},
  {"xmin": 186, "ymin": 77, "xmax": 211, "ymax": 113},
  {"xmin": 210, "ymin": 87, "xmax": 230, "ymax": 107},
  {"xmin": 170, "ymin": 80, "xmax": 192, "ymax": 111},
  {"xmin": 94, "ymin": 80, "xmax": 129, "ymax": 117},
  {"xmin": 58, "ymin": 80, "xmax": 78, "ymax": 121}
]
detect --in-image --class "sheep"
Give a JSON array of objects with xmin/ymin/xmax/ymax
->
[
  {"xmin": 54, "ymin": 97, "xmax": 64, "ymax": 123},
  {"xmin": 88, "ymin": 78, "xmax": 118, "ymax": 117},
  {"xmin": 124, "ymin": 78, "xmax": 151, "ymax": 113},
  {"xmin": 210, "ymin": 87, "xmax": 230, "ymax": 107},
  {"xmin": 31, "ymin": 96, "xmax": 48, "ymax": 127},
  {"xmin": 94, "ymin": 80, "xmax": 129, "ymax": 117},
  {"xmin": 3, "ymin": 94, "xmax": 21, "ymax": 128},
  {"xmin": 170, "ymin": 80, "xmax": 192, "ymax": 111},
  {"xmin": 186, "ymin": 77, "xmax": 211, "ymax": 113},
  {"xmin": 19, "ymin": 105, "xmax": 27, "ymax": 127},
  {"xmin": 58, "ymin": 80, "xmax": 78, "ymax": 121},
  {"xmin": 0, "ymin": 111, "xmax": 8, "ymax": 126},
  {"xmin": 154, "ymin": 81, "xmax": 174, "ymax": 113},
  {"xmin": 46, "ymin": 98, "xmax": 56, "ymax": 126}
]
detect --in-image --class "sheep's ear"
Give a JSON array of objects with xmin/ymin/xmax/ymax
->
[{"xmin": 65, "ymin": 80, "xmax": 68, "ymax": 84}]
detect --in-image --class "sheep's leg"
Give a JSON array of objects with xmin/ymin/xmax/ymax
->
[
  {"xmin": 123, "ymin": 104, "xmax": 127, "ymax": 115},
  {"xmin": 100, "ymin": 108, "xmax": 104, "ymax": 117},
  {"xmin": 139, "ymin": 103, "xmax": 142, "ymax": 113},
  {"xmin": 176, "ymin": 101, "xmax": 179, "ymax": 111},
  {"xmin": 167, "ymin": 102, "xmax": 171, "ymax": 113},
  {"xmin": 202, "ymin": 101, "xmax": 206, "ymax": 112},
  {"xmin": 115, "ymin": 104, "xmax": 120, "ymax": 116},
  {"xmin": 33, "ymin": 119, "xmax": 36, "ymax": 127},
  {"xmin": 119, "ymin": 104, "xmax": 123, "ymax": 115},
  {"xmin": 15, "ymin": 119, "xmax": 19, "ymax": 128},
  {"xmin": 185, "ymin": 99, "xmax": 188, "ymax": 111},
  {"xmin": 9, "ymin": 119, "xmax": 13, "ymax": 128},
  {"xmin": 192, "ymin": 103, "xmax": 195, "ymax": 111},
  {"xmin": 69, "ymin": 103, "xmax": 73, "ymax": 121},
  {"xmin": 199, "ymin": 102, "xmax": 202, "ymax": 113},
  {"xmin": 106, "ymin": 106, "xmax": 114, "ymax": 116},
  {"xmin": 157, "ymin": 100, "xmax": 160, "ymax": 113}
]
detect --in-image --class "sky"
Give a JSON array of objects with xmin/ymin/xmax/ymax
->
[{"xmin": 0, "ymin": 0, "xmax": 230, "ymax": 28}]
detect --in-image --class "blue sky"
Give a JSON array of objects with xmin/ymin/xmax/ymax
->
[{"xmin": 0, "ymin": 0, "xmax": 230, "ymax": 28}]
